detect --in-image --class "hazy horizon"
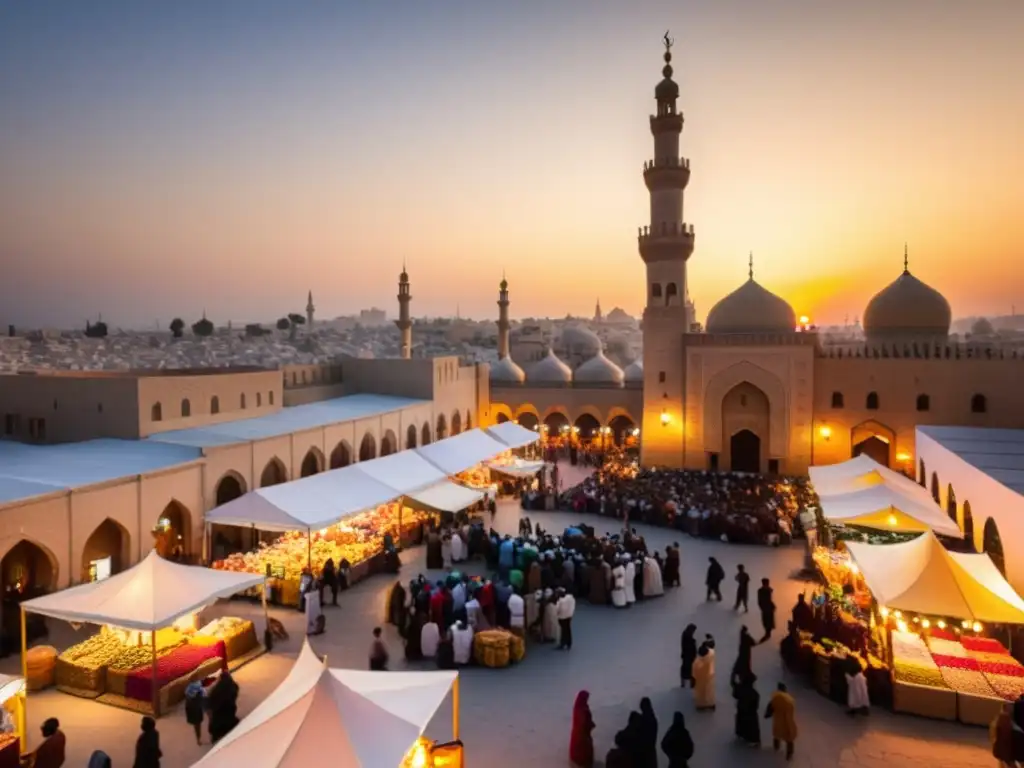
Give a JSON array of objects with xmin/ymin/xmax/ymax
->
[{"xmin": 2, "ymin": 1, "xmax": 1022, "ymax": 330}]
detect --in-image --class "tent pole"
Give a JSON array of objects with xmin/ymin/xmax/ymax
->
[
  {"xmin": 150, "ymin": 630, "xmax": 159, "ymax": 717},
  {"xmin": 261, "ymin": 579, "xmax": 269, "ymax": 644},
  {"xmin": 19, "ymin": 607, "xmax": 27, "ymax": 753},
  {"xmin": 452, "ymin": 675, "xmax": 460, "ymax": 741},
  {"xmin": 398, "ymin": 499, "xmax": 404, "ymax": 552},
  {"xmin": 306, "ymin": 528, "xmax": 312, "ymax": 569}
]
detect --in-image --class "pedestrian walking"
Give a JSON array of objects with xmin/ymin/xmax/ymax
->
[
  {"xmin": 757, "ymin": 578, "xmax": 775, "ymax": 643},
  {"xmin": 705, "ymin": 557, "xmax": 724, "ymax": 602},
  {"xmin": 369, "ymin": 626, "xmax": 389, "ymax": 671},
  {"xmin": 734, "ymin": 564, "xmax": 749, "ymax": 612},
  {"xmin": 765, "ymin": 682, "xmax": 798, "ymax": 761}
]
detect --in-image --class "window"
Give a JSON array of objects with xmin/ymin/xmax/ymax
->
[
  {"xmin": 151, "ymin": 402, "xmax": 163, "ymax": 422},
  {"xmin": 28, "ymin": 417, "xmax": 46, "ymax": 441},
  {"xmin": 651, "ymin": 283, "xmax": 662, "ymax": 299},
  {"xmin": 240, "ymin": 393, "xmax": 247, "ymax": 409},
  {"xmin": 916, "ymin": 394, "xmax": 930, "ymax": 412},
  {"xmin": 866, "ymin": 392, "xmax": 879, "ymax": 410},
  {"xmin": 181, "ymin": 399, "xmax": 191, "ymax": 417},
  {"xmin": 658, "ymin": 371, "xmax": 666, "ymax": 383},
  {"xmin": 210, "ymin": 396, "xmax": 220, "ymax": 415},
  {"xmin": 665, "ymin": 282, "xmax": 678, "ymax": 305},
  {"xmin": 831, "ymin": 391, "xmax": 844, "ymax": 409},
  {"xmin": 291, "ymin": 372, "xmax": 297, "ymax": 385},
  {"xmin": 256, "ymin": 392, "xmax": 262, "ymax": 407},
  {"xmin": 768, "ymin": 458, "xmax": 780, "ymax": 474},
  {"xmin": 708, "ymin": 452, "xmax": 719, "ymax": 471},
  {"xmin": 301, "ymin": 371, "xmax": 307, "ymax": 385},
  {"xmin": 269, "ymin": 391, "xmax": 274, "ymax": 406},
  {"xmin": 52, "ymin": 399, "xmax": 58, "ymax": 411},
  {"xmin": 971, "ymin": 393, "xmax": 987, "ymax": 414},
  {"xmin": 4, "ymin": 414, "xmax": 18, "ymax": 436}
]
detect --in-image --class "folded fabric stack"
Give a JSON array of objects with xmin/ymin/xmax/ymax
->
[{"xmin": 124, "ymin": 641, "xmax": 225, "ymax": 703}]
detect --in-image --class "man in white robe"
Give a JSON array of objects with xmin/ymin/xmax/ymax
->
[
  {"xmin": 450, "ymin": 620, "xmax": 474, "ymax": 665},
  {"xmin": 623, "ymin": 556, "xmax": 636, "ymax": 604},
  {"xmin": 421, "ymin": 620, "xmax": 440, "ymax": 658}
]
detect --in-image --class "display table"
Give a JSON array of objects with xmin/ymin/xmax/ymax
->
[
  {"xmin": 124, "ymin": 641, "xmax": 225, "ymax": 704},
  {"xmin": 893, "ymin": 679, "xmax": 957, "ymax": 720}
]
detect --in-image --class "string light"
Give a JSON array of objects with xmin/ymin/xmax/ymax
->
[
  {"xmin": 880, "ymin": 607, "xmax": 890, "ymax": 618},
  {"xmin": 972, "ymin": 621, "xmax": 983, "ymax": 633},
  {"xmin": 896, "ymin": 619, "xmax": 908, "ymax": 632},
  {"xmin": 936, "ymin": 620, "xmax": 946, "ymax": 629},
  {"xmin": 921, "ymin": 619, "xmax": 931, "ymax": 629}
]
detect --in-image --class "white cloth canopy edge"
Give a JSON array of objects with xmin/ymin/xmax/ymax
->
[{"xmin": 407, "ymin": 481, "xmax": 484, "ymax": 513}]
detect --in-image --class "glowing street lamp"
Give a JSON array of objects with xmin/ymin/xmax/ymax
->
[
  {"xmin": 660, "ymin": 409, "xmax": 671, "ymax": 427},
  {"xmin": 818, "ymin": 425, "xmax": 832, "ymax": 441}
]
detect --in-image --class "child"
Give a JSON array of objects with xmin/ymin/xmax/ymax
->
[{"xmin": 184, "ymin": 681, "xmax": 206, "ymax": 745}]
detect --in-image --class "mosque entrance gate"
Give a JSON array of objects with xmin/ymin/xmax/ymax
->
[
  {"xmin": 853, "ymin": 435, "xmax": 890, "ymax": 467},
  {"xmin": 730, "ymin": 429, "xmax": 761, "ymax": 473}
]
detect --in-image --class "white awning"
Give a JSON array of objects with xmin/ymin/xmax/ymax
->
[
  {"xmin": 809, "ymin": 454, "xmax": 932, "ymax": 501},
  {"xmin": 351, "ymin": 450, "xmax": 447, "ymax": 495},
  {"xmin": 415, "ymin": 428, "xmax": 509, "ymax": 475},
  {"xmin": 204, "ymin": 463, "xmax": 401, "ymax": 533},
  {"xmin": 194, "ymin": 639, "xmax": 457, "ymax": 767},
  {"xmin": 486, "ymin": 459, "xmax": 546, "ymax": 478},
  {"xmin": 484, "ymin": 421, "xmax": 540, "ymax": 449},
  {"xmin": 818, "ymin": 483, "xmax": 962, "ymax": 537},
  {"xmin": 407, "ymin": 481, "xmax": 485, "ymax": 513},
  {"xmin": 21, "ymin": 551, "xmax": 264, "ymax": 631}
]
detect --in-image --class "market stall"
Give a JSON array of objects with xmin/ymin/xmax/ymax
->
[
  {"xmin": 20, "ymin": 551, "xmax": 264, "ymax": 717},
  {"xmin": 809, "ymin": 454, "xmax": 933, "ymax": 501},
  {"xmin": 194, "ymin": 638, "xmax": 463, "ymax": 767},
  {"xmin": 817, "ymin": 483, "xmax": 962, "ymax": 537},
  {"xmin": 485, "ymin": 457, "xmax": 546, "ymax": 478},
  {"xmin": 484, "ymin": 421, "xmax": 541, "ymax": 450},
  {"xmin": 0, "ymin": 676, "xmax": 24, "ymax": 768},
  {"xmin": 416, "ymin": 428, "xmax": 509, "ymax": 475}
]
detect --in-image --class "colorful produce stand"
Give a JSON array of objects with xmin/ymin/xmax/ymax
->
[
  {"xmin": 0, "ymin": 675, "xmax": 24, "ymax": 767},
  {"xmin": 19, "ymin": 551, "xmax": 264, "ymax": 720}
]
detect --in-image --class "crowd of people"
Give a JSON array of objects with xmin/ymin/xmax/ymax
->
[{"xmin": 558, "ymin": 455, "xmax": 816, "ymax": 547}]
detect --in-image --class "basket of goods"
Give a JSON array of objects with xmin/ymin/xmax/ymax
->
[
  {"xmin": 25, "ymin": 646, "xmax": 57, "ymax": 691},
  {"xmin": 196, "ymin": 618, "xmax": 259, "ymax": 661},
  {"xmin": 506, "ymin": 631, "xmax": 525, "ymax": 663},
  {"xmin": 55, "ymin": 632, "xmax": 123, "ymax": 696},
  {"xmin": 472, "ymin": 630, "xmax": 511, "ymax": 669}
]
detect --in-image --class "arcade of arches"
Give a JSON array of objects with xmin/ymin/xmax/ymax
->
[
  {"xmin": 300, "ymin": 449, "xmax": 323, "ymax": 478},
  {"xmin": 154, "ymin": 500, "xmax": 192, "ymax": 559},
  {"xmin": 82, "ymin": 518, "xmax": 131, "ymax": 582},
  {"xmin": 359, "ymin": 433, "xmax": 377, "ymax": 462},
  {"xmin": 330, "ymin": 441, "xmax": 352, "ymax": 469},
  {"xmin": 260, "ymin": 458, "xmax": 288, "ymax": 488},
  {"xmin": 495, "ymin": 408, "xmax": 638, "ymax": 447},
  {"xmin": 2, "ymin": 540, "xmax": 58, "ymax": 596},
  {"xmin": 381, "ymin": 430, "xmax": 398, "ymax": 457}
]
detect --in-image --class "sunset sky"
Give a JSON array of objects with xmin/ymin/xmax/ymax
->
[{"xmin": 1, "ymin": 1, "xmax": 1021, "ymax": 329}]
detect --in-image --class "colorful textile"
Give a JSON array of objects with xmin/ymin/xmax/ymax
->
[
  {"xmin": 124, "ymin": 641, "xmax": 225, "ymax": 702},
  {"xmin": 925, "ymin": 637, "xmax": 967, "ymax": 657},
  {"xmin": 961, "ymin": 636, "xmax": 1010, "ymax": 655},
  {"xmin": 977, "ymin": 660, "xmax": 1024, "ymax": 678},
  {"xmin": 931, "ymin": 654, "xmax": 979, "ymax": 671},
  {"xmin": 984, "ymin": 673, "xmax": 1024, "ymax": 700}
]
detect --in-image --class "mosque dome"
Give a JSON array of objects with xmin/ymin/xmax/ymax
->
[
  {"xmin": 559, "ymin": 325, "xmax": 602, "ymax": 357},
  {"xmin": 574, "ymin": 351, "xmax": 625, "ymax": 386},
  {"xmin": 705, "ymin": 277, "xmax": 797, "ymax": 335},
  {"xmin": 971, "ymin": 317, "xmax": 994, "ymax": 336},
  {"xmin": 526, "ymin": 349, "xmax": 572, "ymax": 384},
  {"xmin": 490, "ymin": 356, "xmax": 525, "ymax": 384},
  {"xmin": 655, "ymin": 49, "xmax": 679, "ymax": 101},
  {"xmin": 863, "ymin": 262, "xmax": 951, "ymax": 341},
  {"xmin": 623, "ymin": 359, "xmax": 644, "ymax": 383}
]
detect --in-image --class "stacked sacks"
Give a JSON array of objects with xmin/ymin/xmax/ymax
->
[
  {"xmin": 26, "ymin": 646, "xmax": 57, "ymax": 691},
  {"xmin": 472, "ymin": 629, "xmax": 522, "ymax": 668}
]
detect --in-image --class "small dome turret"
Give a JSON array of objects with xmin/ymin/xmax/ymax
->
[
  {"xmin": 559, "ymin": 325, "xmax": 602, "ymax": 358},
  {"xmin": 971, "ymin": 317, "xmax": 994, "ymax": 336},
  {"xmin": 490, "ymin": 356, "xmax": 525, "ymax": 384},
  {"xmin": 623, "ymin": 359, "xmax": 644, "ymax": 383},
  {"xmin": 526, "ymin": 349, "xmax": 572, "ymax": 384},
  {"xmin": 574, "ymin": 351, "xmax": 625, "ymax": 386}
]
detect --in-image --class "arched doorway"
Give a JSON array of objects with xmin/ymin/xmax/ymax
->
[
  {"xmin": 963, "ymin": 501, "xmax": 975, "ymax": 551},
  {"xmin": 436, "ymin": 414, "xmax": 447, "ymax": 440},
  {"xmin": 451, "ymin": 411, "xmax": 462, "ymax": 436},
  {"xmin": 930, "ymin": 472, "xmax": 940, "ymax": 503},
  {"xmin": 544, "ymin": 411, "xmax": 570, "ymax": 439},
  {"xmin": 465, "ymin": 411, "xmax": 472, "ymax": 430},
  {"xmin": 609, "ymin": 414, "xmax": 637, "ymax": 446},
  {"xmin": 517, "ymin": 412, "xmax": 539, "ymax": 431},
  {"xmin": 946, "ymin": 484, "xmax": 957, "ymax": 524},
  {"xmin": 919, "ymin": 458, "xmax": 926, "ymax": 487},
  {"xmin": 730, "ymin": 430, "xmax": 761, "ymax": 473},
  {"xmin": 330, "ymin": 441, "xmax": 352, "ymax": 469},
  {"xmin": 300, "ymin": 448, "xmax": 323, "ymax": 478},
  {"xmin": 983, "ymin": 517, "xmax": 1005, "ymax": 576},
  {"xmin": 406, "ymin": 424, "xmax": 418, "ymax": 450},
  {"xmin": 260, "ymin": 458, "xmax": 288, "ymax": 488},
  {"xmin": 155, "ymin": 500, "xmax": 191, "ymax": 559},
  {"xmin": 495, "ymin": 413, "xmax": 510, "ymax": 424},
  {"xmin": 82, "ymin": 518, "xmax": 130, "ymax": 582},
  {"xmin": 421, "ymin": 423, "xmax": 431, "ymax": 446},
  {"xmin": 573, "ymin": 413, "xmax": 601, "ymax": 443},
  {"xmin": 2, "ymin": 540, "xmax": 57, "ymax": 596},
  {"xmin": 854, "ymin": 436, "xmax": 890, "ymax": 467},
  {"xmin": 381, "ymin": 430, "xmax": 397, "ymax": 457},
  {"xmin": 359, "ymin": 432, "xmax": 377, "ymax": 462},
  {"xmin": 722, "ymin": 382, "xmax": 769, "ymax": 473},
  {"xmin": 214, "ymin": 473, "xmax": 246, "ymax": 506}
]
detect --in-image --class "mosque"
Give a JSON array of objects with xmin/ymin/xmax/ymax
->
[{"xmin": 487, "ymin": 35, "xmax": 1024, "ymax": 504}]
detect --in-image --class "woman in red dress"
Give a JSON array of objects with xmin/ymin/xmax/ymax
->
[{"xmin": 570, "ymin": 690, "xmax": 596, "ymax": 767}]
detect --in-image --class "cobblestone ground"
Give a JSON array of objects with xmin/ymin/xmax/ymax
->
[{"xmin": 3, "ymin": 495, "xmax": 993, "ymax": 767}]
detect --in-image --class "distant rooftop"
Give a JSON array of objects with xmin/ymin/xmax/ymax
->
[
  {"xmin": 148, "ymin": 393, "xmax": 429, "ymax": 448},
  {"xmin": 0, "ymin": 439, "xmax": 203, "ymax": 505},
  {"xmin": 918, "ymin": 425, "xmax": 1024, "ymax": 495},
  {"xmin": 4, "ymin": 366, "xmax": 271, "ymax": 378}
]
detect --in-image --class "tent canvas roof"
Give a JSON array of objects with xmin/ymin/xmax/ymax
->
[
  {"xmin": 351, "ymin": 450, "xmax": 447, "ymax": 495},
  {"xmin": 415, "ymin": 429, "xmax": 509, "ymax": 475},
  {"xmin": 484, "ymin": 421, "xmax": 540, "ymax": 450},
  {"xmin": 845, "ymin": 532, "xmax": 1024, "ymax": 623},
  {"xmin": 818, "ymin": 483, "xmax": 962, "ymax": 537},
  {"xmin": 21, "ymin": 551, "xmax": 263, "ymax": 631},
  {"xmin": 407, "ymin": 481, "xmax": 484, "ymax": 513},
  {"xmin": 809, "ymin": 454, "xmax": 933, "ymax": 501},
  {"xmin": 486, "ymin": 459, "xmax": 546, "ymax": 478},
  {"xmin": 195, "ymin": 640, "xmax": 457, "ymax": 767}
]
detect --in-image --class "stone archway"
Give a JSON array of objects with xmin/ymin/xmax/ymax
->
[
  {"xmin": 721, "ymin": 382, "xmax": 770, "ymax": 473},
  {"xmin": 81, "ymin": 518, "xmax": 130, "ymax": 582},
  {"xmin": 214, "ymin": 472, "xmax": 246, "ymax": 506},
  {"xmin": 730, "ymin": 430, "xmax": 761, "ymax": 474},
  {"xmin": 983, "ymin": 517, "xmax": 1005, "ymax": 576},
  {"xmin": 517, "ymin": 412, "xmax": 539, "ymax": 431},
  {"xmin": 465, "ymin": 410, "xmax": 472, "ymax": 430},
  {"xmin": 406, "ymin": 424, "xmax": 418, "ymax": 450},
  {"xmin": 930, "ymin": 472, "xmax": 940, "ymax": 503},
  {"xmin": 1, "ymin": 540, "xmax": 58, "ymax": 595},
  {"xmin": 851, "ymin": 420, "xmax": 896, "ymax": 468},
  {"xmin": 155, "ymin": 500, "xmax": 191, "ymax": 558},
  {"xmin": 543, "ymin": 411, "xmax": 570, "ymax": 439},
  {"xmin": 300, "ymin": 448, "xmax": 324, "ymax": 478},
  {"xmin": 703, "ymin": 362, "xmax": 786, "ymax": 459},
  {"xmin": 919, "ymin": 458, "xmax": 926, "ymax": 487},
  {"xmin": 421, "ymin": 422, "xmax": 431, "ymax": 446},
  {"xmin": 496, "ymin": 413, "xmax": 510, "ymax": 424},
  {"xmin": 436, "ymin": 414, "xmax": 447, "ymax": 440},
  {"xmin": 854, "ymin": 436, "xmax": 890, "ymax": 467},
  {"xmin": 359, "ymin": 432, "xmax": 377, "ymax": 462},
  {"xmin": 330, "ymin": 440, "xmax": 352, "ymax": 469},
  {"xmin": 260, "ymin": 458, "xmax": 288, "ymax": 488},
  {"xmin": 963, "ymin": 501, "xmax": 975, "ymax": 551},
  {"xmin": 946, "ymin": 484, "xmax": 958, "ymax": 524},
  {"xmin": 573, "ymin": 413, "xmax": 601, "ymax": 443},
  {"xmin": 451, "ymin": 411, "xmax": 463, "ymax": 436},
  {"xmin": 609, "ymin": 414, "xmax": 637, "ymax": 446},
  {"xmin": 381, "ymin": 430, "xmax": 398, "ymax": 457}
]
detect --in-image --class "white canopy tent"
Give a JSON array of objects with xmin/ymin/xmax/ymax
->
[
  {"xmin": 21, "ymin": 550, "xmax": 265, "ymax": 631},
  {"xmin": 845, "ymin": 532, "xmax": 1024, "ymax": 623},
  {"xmin": 204, "ymin": 464, "xmax": 401, "ymax": 533},
  {"xmin": 352, "ymin": 449, "xmax": 448, "ymax": 495},
  {"xmin": 484, "ymin": 420, "xmax": 540, "ymax": 450},
  {"xmin": 194, "ymin": 639, "xmax": 459, "ymax": 768},
  {"xmin": 407, "ymin": 481, "xmax": 485, "ymax": 513},
  {"xmin": 818, "ymin": 483, "xmax": 962, "ymax": 537},
  {"xmin": 486, "ymin": 458, "xmax": 547, "ymax": 478},
  {"xmin": 415, "ymin": 428, "xmax": 509, "ymax": 475},
  {"xmin": 809, "ymin": 453, "xmax": 932, "ymax": 501}
]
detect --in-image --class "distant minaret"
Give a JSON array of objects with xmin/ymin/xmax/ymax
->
[
  {"xmin": 594, "ymin": 299, "xmax": 603, "ymax": 324},
  {"xmin": 306, "ymin": 290, "xmax": 315, "ymax": 332},
  {"xmin": 497, "ymin": 273, "xmax": 511, "ymax": 359},
  {"xmin": 396, "ymin": 264, "xmax": 412, "ymax": 359}
]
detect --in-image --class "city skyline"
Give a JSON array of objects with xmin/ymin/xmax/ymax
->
[{"xmin": 1, "ymin": 1, "xmax": 1022, "ymax": 329}]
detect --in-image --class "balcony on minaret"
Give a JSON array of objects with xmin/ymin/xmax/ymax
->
[
  {"xmin": 638, "ymin": 222, "xmax": 695, "ymax": 264},
  {"xmin": 649, "ymin": 111, "xmax": 683, "ymax": 136},
  {"xmin": 643, "ymin": 157, "xmax": 690, "ymax": 192}
]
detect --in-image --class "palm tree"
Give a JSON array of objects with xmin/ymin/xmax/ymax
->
[{"xmin": 169, "ymin": 318, "xmax": 185, "ymax": 338}]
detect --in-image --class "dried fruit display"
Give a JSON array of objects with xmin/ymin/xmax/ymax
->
[
  {"xmin": 931, "ymin": 654, "xmax": 979, "ymax": 671},
  {"xmin": 893, "ymin": 660, "xmax": 946, "ymax": 688},
  {"xmin": 925, "ymin": 637, "xmax": 967, "ymax": 658},
  {"xmin": 962, "ymin": 636, "xmax": 1009, "ymax": 655},
  {"xmin": 892, "ymin": 631, "xmax": 936, "ymax": 668},
  {"xmin": 937, "ymin": 667, "xmax": 997, "ymax": 696},
  {"xmin": 977, "ymin": 660, "xmax": 1024, "ymax": 678},
  {"xmin": 984, "ymin": 673, "xmax": 1024, "ymax": 700}
]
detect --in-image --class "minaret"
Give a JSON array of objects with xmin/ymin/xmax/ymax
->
[
  {"xmin": 639, "ymin": 31, "xmax": 693, "ymax": 469},
  {"xmin": 305, "ymin": 290, "xmax": 315, "ymax": 332},
  {"xmin": 396, "ymin": 264, "xmax": 412, "ymax": 359},
  {"xmin": 594, "ymin": 299, "xmax": 603, "ymax": 324},
  {"xmin": 497, "ymin": 273, "xmax": 511, "ymax": 359}
]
